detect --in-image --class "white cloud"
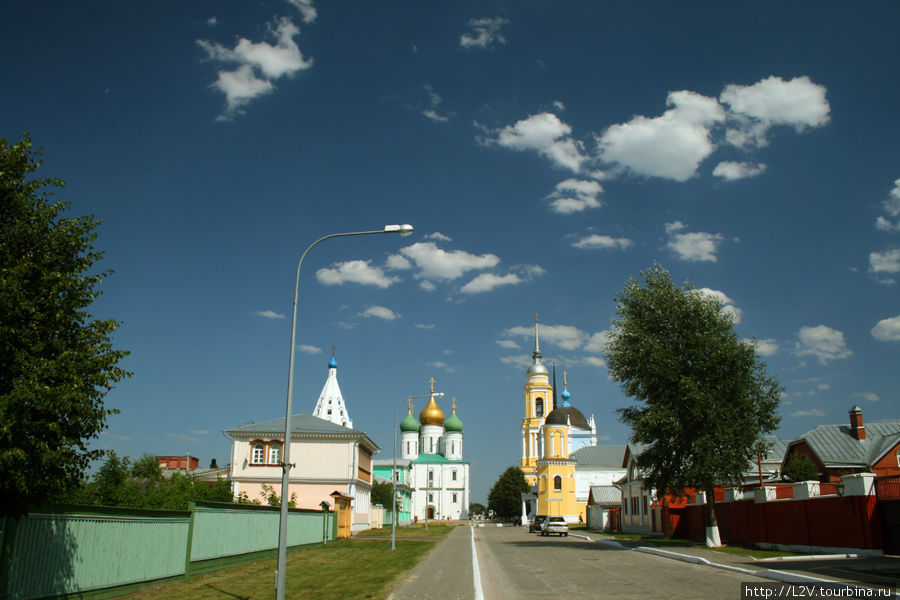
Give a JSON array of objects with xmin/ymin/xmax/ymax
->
[
  {"xmin": 460, "ymin": 17, "xmax": 509, "ymax": 49},
  {"xmin": 870, "ymin": 249, "xmax": 900, "ymax": 274},
  {"xmin": 720, "ymin": 76, "xmax": 830, "ymax": 148},
  {"xmin": 583, "ymin": 331, "xmax": 612, "ymax": 354},
  {"xmin": 712, "ymin": 161, "xmax": 767, "ymax": 180},
  {"xmin": 547, "ymin": 179, "xmax": 603, "ymax": 213},
  {"xmin": 422, "ymin": 109, "xmax": 450, "ymax": 123},
  {"xmin": 460, "ymin": 272, "xmax": 523, "ymax": 294},
  {"xmin": 419, "ymin": 280, "xmax": 436, "ymax": 292},
  {"xmin": 254, "ymin": 309, "xmax": 285, "ymax": 319},
  {"xmin": 794, "ymin": 325, "xmax": 852, "ymax": 364},
  {"xmin": 286, "ymin": 0, "xmax": 317, "ymax": 23},
  {"xmin": 696, "ymin": 288, "xmax": 742, "ymax": 323},
  {"xmin": 500, "ymin": 354, "xmax": 533, "ymax": 369},
  {"xmin": 597, "ymin": 90, "xmax": 725, "ymax": 181},
  {"xmin": 198, "ymin": 17, "xmax": 313, "ymax": 119},
  {"xmin": 853, "ymin": 391, "xmax": 880, "ymax": 402},
  {"xmin": 872, "ymin": 315, "xmax": 900, "ymax": 341},
  {"xmin": 503, "ymin": 324, "xmax": 586, "ymax": 351},
  {"xmin": 298, "ymin": 344, "xmax": 321, "ymax": 354},
  {"xmin": 572, "ymin": 234, "xmax": 633, "ymax": 250},
  {"xmin": 583, "ymin": 356, "xmax": 607, "ymax": 368},
  {"xmin": 396, "ymin": 242, "xmax": 500, "ymax": 281},
  {"xmin": 875, "ymin": 217, "xmax": 900, "ymax": 232},
  {"xmin": 790, "ymin": 408, "xmax": 826, "ymax": 418},
  {"xmin": 386, "ymin": 253, "xmax": 413, "ymax": 270},
  {"xmin": 360, "ymin": 306, "xmax": 399, "ymax": 320},
  {"xmin": 885, "ymin": 178, "xmax": 900, "ymax": 217},
  {"xmin": 316, "ymin": 260, "xmax": 398, "ymax": 288},
  {"xmin": 493, "ymin": 112, "xmax": 587, "ymax": 172},
  {"xmin": 415, "ymin": 323, "xmax": 436, "ymax": 330},
  {"xmin": 747, "ymin": 338, "xmax": 780, "ymax": 357},
  {"xmin": 496, "ymin": 339, "xmax": 520, "ymax": 349},
  {"xmin": 206, "ymin": 16, "xmax": 218, "ymax": 26},
  {"xmin": 428, "ymin": 361, "xmax": 455, "ymax": 372},
  {"xmin": 665, "ymin": 221, "xmax": 725, "ymax": 262},
  {"xmin": 424, "ymin": 232, "xmax": 453, "ymax": 242}
]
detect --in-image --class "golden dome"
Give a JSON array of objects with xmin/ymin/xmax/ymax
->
[{"xmin": 419, "ymin": 395, "xmax": 445, "ymax": 426}]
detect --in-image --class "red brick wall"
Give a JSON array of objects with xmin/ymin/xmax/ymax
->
[{"xmin": 873, "ymin": 443, "xmax": 900, "ymax": 478}]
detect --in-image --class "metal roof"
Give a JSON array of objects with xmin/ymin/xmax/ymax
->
[
  {"xmin": 571, "ymin": 445, "xmax": 627, "ymax": 467},
  {"xmin": 791, "ymin": 421, "xmax": 900, "ymax": 467},
  {"xmin": 588, "ymin": 485, "xmax": 622, "ymax": 506},
  {"xmin": 224, "ymin": 413, "xmax": 379, "ymax": 451}
]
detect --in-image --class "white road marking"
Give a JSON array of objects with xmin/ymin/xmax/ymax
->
[{"xmin": 471, "ymin": 524, "xmax": 485, "ymax": 600}]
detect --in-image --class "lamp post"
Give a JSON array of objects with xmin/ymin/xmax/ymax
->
[
  {"xmin": 392, "ymin": 392, "xmax": 443, "ymax": 550},
  {"xmin": 276, "ymin": 224, "xmax": 413, "ymax": 600}
]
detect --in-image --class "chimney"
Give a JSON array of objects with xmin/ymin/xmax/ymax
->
[
  {"xmin": 210, "ymin": 458, "xmax": 218, "ymax": 469},
  {"xmin": 849, "ymin": 406, "xmax": 866, "ymax": 440}
]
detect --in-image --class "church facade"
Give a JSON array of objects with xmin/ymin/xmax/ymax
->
[{"xmin": 395, "ymin": 382, "xmax": 471, "ymax": 521}]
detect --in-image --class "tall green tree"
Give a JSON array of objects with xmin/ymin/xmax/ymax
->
[
  {"xmin": 487, "ymin": 466, "xmax": 529, "ymax": 520},
  {"xmin": 0, "ymin": 134, "xmax": 130, "ymax": 518},
  {"xmin": 370, "ymin": 480, "xmax": 393, "ymax": 508},
  {"xmin": 604, "ymin": 264, "xmax": 781, "ymax": 546}
]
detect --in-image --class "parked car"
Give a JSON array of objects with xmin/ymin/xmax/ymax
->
[
  {"xmin": 541, "ymin": 516, "xmax": 568, "ymax": 536},
  {"xmin": 529, "ymin": 515, "xmax": 547, "ymax": 533}
]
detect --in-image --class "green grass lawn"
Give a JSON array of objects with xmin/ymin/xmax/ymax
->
[
  {"xmin": 354, "ymin": 524, "xmax": 457, "ymax": 538},
  {"xmin": 120, "ymin": 530, "xmax": 453, "ymax": 600}
]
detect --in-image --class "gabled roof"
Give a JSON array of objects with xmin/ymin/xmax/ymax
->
[
  {"xmin": 588, "ymin": 485, "xmax": 622, "ymax": 506},
  {"xmin": 571, "ymin": 445, "xmax": 627, "ymax": 467},
  {"xmin": 225, "ymin": 413, "xmax": 379, "ymax": 452},
  {"xmin": 788, "ymin": 421, "xmax": 900, "ymax": 468}
]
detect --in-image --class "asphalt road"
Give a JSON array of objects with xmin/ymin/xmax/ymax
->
[{"xmin": 390, "ymin": 525, "xmax": 771, "ymax": 600}]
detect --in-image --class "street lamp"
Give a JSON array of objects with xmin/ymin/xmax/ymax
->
[
  {"xmin": 391, "ymin": 392, "xmax": 443, "ymax": 550},
  {"xmin": 276, "ymin": 224, "xmax": 413, "ymax": 600}
]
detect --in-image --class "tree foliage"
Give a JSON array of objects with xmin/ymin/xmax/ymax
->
[
  {"xmin": 468, "ymin": 502, "xmax": 486, "ymax": 516},
  {"xmin": 604, "ymin": 264, "xmax": 781, "ymax": 532},
  {"xmin": 65, "ymin": 451, "xmax": 233, "ymax": 510},
  {"xmin": 781, "ymin": 453, "xmax": 818, "ymax": 482},
  {"xmin": 371, "ymin": 480, "xmax": 393, "ymax": 508},
  {"xmin": 1, "ymin": 134, "xmax": 131, "ymax": 518},
  {"xmin": 487, "ymin": 466, "xmax": 529, "ymax": 520}
]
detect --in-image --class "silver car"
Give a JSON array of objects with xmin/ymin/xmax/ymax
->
[{"xmin": 541, "ymin": 516, "xmax": 568, "ymax": 536}]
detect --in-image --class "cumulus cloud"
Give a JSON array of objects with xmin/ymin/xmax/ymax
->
[
  {"xmin": 316, "ymin": 260, "xmax": 398, "ymax": 288},
  {"xmin": 720, "ymin": 76, "xmax": 830, "ymax": 148},
  {"xmin": 298, "ymin": 344, "xmax": 321, "ymax": 354},
  {"xmin": 665, "ymin": 221, "xmax": 725, "ymax": 262},
  {"xmin": 875, "ymin": 178, "xmax": 900, "ymax": 232},
  {"xmin": 583, "ymin": 356, "xmax": 607, "ymax": 368},
  {"xmin": 696, "ymin": 288, "xmax": 742, "ymax": 323},
  {"xmin": 869, "ymin": 248, "xmax": 900, "ymax": 284},
  {"xmin": 853, "ymin": 391, "xmax": 880, "ymax": 403},
  {"xmin": 496, "ymin": 339, "xmax": 520, "ymax": 349},
  {"xmin": 583, "ymin": 331, "xmax": 612, "ymax": 354},
  {"xmin": 547, "ymin": 179, "xmax": 603, "ymax": 214},
  {"xmin": 198, "ymin": 16, "xmax": 313, "ymax": 120},
  {"xmin": 421, "ymin": 84, "xmax": 451, "ymax": 122},
  {"xmin": 460, "ymin": 17, "xmax": 509, "ymax": 49},
  {"xmin": 492, "ymin": 112, "xmax": 587, "ymax": 172},
  {"xmin": 392, "ymin": 242, "xmax": 500, "ymax": 281},
  {"xmin": 572, "ymin": 234, "xmax": 633, "ymax": 250},
  {"xmin": 254, "ymin": 310, "xmax": 285, "ymax": 319},
  {"xmin": 286, "ymin": 0, "xmax": 317, "ymax": 23},
  {"xmin": 747, "ymin": 338, "xmax": 780, "ymax": 357},
  {"xmin": 794, "ymin": 325, "xmax": 852, "ymax": 364},
  {"xmin": 713, "ymin": 161, "xmax": 767, "ymax": 180},
  {"xmin": 871, "ymin": 315, "xmax": 900, "ymax": 341},
  {"xmin": 460, "ymin": 272, "xmax": 523, "ymax": 294},
  {"xmin": 424, "ymin": 232, "xmax": 453, "ymax": 242},
  {"xmin": 790, "ymin": 408, "xmax": 826, "ymax": 418},
  {"xmin": 597, "ymin": 90, "xmax": 725, "ymax": 181},
  {"xmin": 360, "ymin": 306, "xmax": 399, "ymax": 320},
  {"xmin": 503, "ymin": 324, "xmax": 587, "ymax": 351}
]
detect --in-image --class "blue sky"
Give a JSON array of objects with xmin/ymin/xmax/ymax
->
[{"xmin": 3, "ymin": 1, "xmax": 899, "ymax": 504}]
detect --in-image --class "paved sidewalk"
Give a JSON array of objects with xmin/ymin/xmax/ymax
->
[
  {"xmin": 576, "ymin": 531, "xmax": 899, "ymax": 592},
  {"xmin": 388, "ymin": 525, "xmax": 475, "ymax": 600}
]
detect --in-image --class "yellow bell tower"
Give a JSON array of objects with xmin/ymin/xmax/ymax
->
[
  {"xmin": 535, "ymin": 372, "xmax": 578, "ymax": 519},
  {"xmin": 520, "ymin": 314, "xmax": 552, "ymax": 487}
]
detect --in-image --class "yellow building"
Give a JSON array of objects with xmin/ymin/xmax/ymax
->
[
  {"xmin": 534, "ymin": 408, "xmax": 577, "ymax": 518},
  {"xmin": 520, "ymin": 315, "xmax": 553, "ymax": 487}
]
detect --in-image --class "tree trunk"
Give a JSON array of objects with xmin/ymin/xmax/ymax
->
[{"xmin": 703, "ymin": 485, "xmax": 722, "ymax": 547}]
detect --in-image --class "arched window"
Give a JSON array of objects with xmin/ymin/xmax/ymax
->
[
  {"xmin": 535, "ymin": 397, "xmax": 544, "ymax": 417},
  {"xmin": 269, "ymin": 443, "xmax": 281, "ymax": 465},
  {"xmin": 554, "ymin": 475, "xmax": 562, "ymax": 491},
  {"xmin": 428, "ymin": 470, "xmax": 434, "ymax": 484},
  {"xmin": 252, "ymin": 443, "xmax": 265, "ymax": 464},
  {"xmin": 451, "ymin": 441, "xmax": 456, "ymax": 455}
]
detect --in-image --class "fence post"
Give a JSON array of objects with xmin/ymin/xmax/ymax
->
[
  {"xmin": 183, "ymin": 502, "xmax": 197, "ymax": 577},
  {"xmin": 0, "ymin": 515, "xmax": 19, "ymax": 600}
]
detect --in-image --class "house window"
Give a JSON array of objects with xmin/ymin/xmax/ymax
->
[
  {"xmin": 269, "ymin": 443, "xmax": 281, "ymax": 465},
  {"xmin": 252, "ymin": 443, "xmax": 265, "ymax": 464},
  {"xmin": 554, "ymin": 475, "xmax": 562, "ymax": 491}
]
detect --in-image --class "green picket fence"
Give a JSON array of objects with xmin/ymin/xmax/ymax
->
[{"xmin": 0, "ymin": 502, "xmax": 334, "ymax": 600}]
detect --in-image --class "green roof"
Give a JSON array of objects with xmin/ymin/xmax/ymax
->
[
  {"xmin": 400, "ymin": 411, "xmax": 420, "ymax": 432},
  {"xmin": 444, "ymin": 412, "xmax": 463, "ymax": 433},
  {"xmin": 411, "ymin": 453, "xmax": 468, "ymax": 464}
]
